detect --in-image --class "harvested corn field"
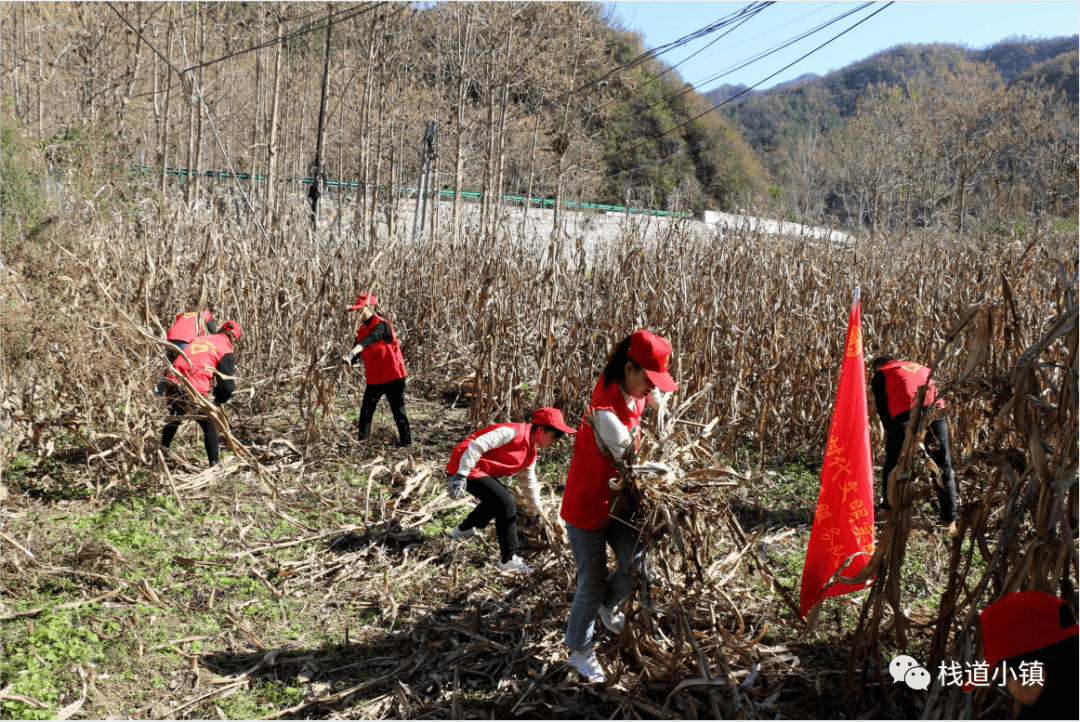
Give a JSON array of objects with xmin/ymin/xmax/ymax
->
[
  {"xmin": 1, "ymin": 198, "xmax": 1076, "ymax": 719},
  {"xmin": 2, "ymin": 1, "xmax": 1077, "ymax": 719}
]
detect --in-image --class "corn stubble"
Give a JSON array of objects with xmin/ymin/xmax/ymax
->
[{"xmin": 1, "ymin": 199, "xmax": 1075, "ymax": 718}]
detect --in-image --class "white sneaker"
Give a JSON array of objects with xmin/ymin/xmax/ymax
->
[
  {"xmin": 599, "ymin": 604, "xmax": 625, "ymax": 633},
  {"xmin": 567, "ymin": 649, "xmax": 606, "ymax": 684},
  {"xmin": 497, "ymin": 555, "xmax": 532, "ymax": 574},
  {"xmin": 450, "ymin": 525, "xmax": 482, "ymax": 539}
]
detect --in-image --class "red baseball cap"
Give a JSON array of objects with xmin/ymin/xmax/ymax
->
[
  {"xmin": 532, "ymin": 407, "xmax": 577, "ymax": 434},
  {"xmin": 348, "ymin": 293, "xmax": 379, "ymax": 311},
  {"xmin": 962, "ymin": 590, "xmax": 1078, "ymax": 690},
  {"xmin": 628, "ymin": 330, "xmax": 678, "ymax": 393},
  {"xmin": 980, "ymin": 591, "xmax": 1077, "ymax": 669},
  {"xmin": 220, "ymin": 320, "xmax": 242, "ymax": 341}
]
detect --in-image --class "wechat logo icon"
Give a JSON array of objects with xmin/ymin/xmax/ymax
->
[{"xmin": 890, "ymin": 655, "xmax": 931, "ymax": 690}]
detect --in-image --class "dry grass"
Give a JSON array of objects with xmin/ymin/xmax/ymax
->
[{"xmin": 1, "ymin": 197, "xmax": 1076, "ymax": 719}]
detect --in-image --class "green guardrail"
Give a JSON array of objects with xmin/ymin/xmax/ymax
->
[{"xmin": 129, "ymin": 166, "xmax": 692, "ymax": 218}]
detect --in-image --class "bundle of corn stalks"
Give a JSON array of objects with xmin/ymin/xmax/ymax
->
[
  {"xmin": 188, "ymin": 414, "xmax": 804, "ymax": 721},
  {"xmin": 2, "ymin": 199, "xmax": 1075, "ymax": 718}
]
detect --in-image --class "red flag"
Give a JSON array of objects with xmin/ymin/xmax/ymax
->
[{"xmin": 799, "ymin": 289, "xmax": 875, "ymax": 616}]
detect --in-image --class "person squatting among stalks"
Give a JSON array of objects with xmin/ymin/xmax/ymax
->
[
  {"xmin": 970, "ymin": 590, "xmax": 1078, "ymax": 719},
  {"xmin": 160, "ymin": 320, "xmax": 242, "ymax": 467},
  {"xmin": 445, "ymin": 407, "xmax": 577, "ymax": 574},
  {"xmin": 870, "ymin": 355, "xmax": 958, "ymax": 527},
  {"xmin": 154, "ymin": 310, "xmax": 217, "ymax": 396},
  {"xmin": 560, "ymin": 330, "xmax": 677, "ymax": 684},
  {"xmin": 341, "ymin": 293, "xmax": 411, "ymax": 448}
]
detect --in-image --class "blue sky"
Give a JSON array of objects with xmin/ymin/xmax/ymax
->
[{"xmin": 604, "ymin": 1, "xmax": 1080, "ymax": 92}]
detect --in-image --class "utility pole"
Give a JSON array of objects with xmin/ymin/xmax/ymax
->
[
  {"xmin": 411, "ymin": 121, "xmax": 437, "ymax": 243},
  {"xmin": 310, "ymin": 5, "xmax": 333, "ymax": 230}
]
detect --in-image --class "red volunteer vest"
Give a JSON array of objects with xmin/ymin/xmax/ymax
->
[
  {"xmin": 168, "ymin": 333, "xmax": 233, "ymax": 395},
  {"xmin": 356, "ymin": 314, "xmax": 407, "ymax": 385},
  {"xmin": 167, "ymin": 310, "xmax": 213, "ymax": 343},
  {"xmin": 446, "ymin": 423, "xmax": 537, "ymax": 478},
  {"xmin": 560, "ymin": 376, "xmax": 647, "ymax": 531},
  {"xmin": 880, "ymin": 359, "xmax": 945, "ymax": 418}
]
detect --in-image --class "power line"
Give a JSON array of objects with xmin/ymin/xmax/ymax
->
[
  {"xmin": 683, "ymin": 2, "xmax": 841, "ymax": 81},
  {"xmin": 556, "ymin": 2, "xmax": 777, "ymax": 107},
  {"xmin": 106, "ymin": 1, "xmax": 385, "ymax": 81},
  {"xmin": 182, "ymin": 2, "xmax": 386, "ymax": 75},
  {"xmin": 602, "ymin": 2, "xmax": 876, "ymax": 131},
  {"xmin": 618, "ymin": 2, "xmax": 894, "ymax": 158},
  {"xmin": 589, "ymin": 1, "xmax": 774, "ymax": 116},
  {"xmin": 106, "ymin": 1, "xmax": 184, "ymax": 78},
  {"xmin": 683, "ymin": 2, "xmax": 876, "ymax": 97}
]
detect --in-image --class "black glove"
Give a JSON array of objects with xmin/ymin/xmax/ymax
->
[{"xmin": 448, "ymin": 473, "xmax": 467, "ymax": 500}]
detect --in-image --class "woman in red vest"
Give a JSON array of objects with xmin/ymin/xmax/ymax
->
[
  {"xmin": 160, "ymin": 320, "xmax": 241, "ymax": 467},
  {"xmin": 446, "ymin": 407, "xmax": 576, "ymax": 574},
  {"xmin": 871, "ymin": 355, "xmax": 957, "ymax": 526},
  {"xmin": 342, "ymin": 293, "xmax": 411, "ymax": 447},
  {"xmin": 154, "ymin": 310, "xmax": 217, "ymax": 396},
  {"xmin": 559, "ymin": 330, "xmax": 677, "ymax": 684}
]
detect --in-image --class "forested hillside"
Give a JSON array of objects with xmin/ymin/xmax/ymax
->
[
  {"xmin": 0, "ymin": 0, "xmax": 766, "ymax": 239},
  {"xmin": 1009, "ymin": 48, "xmax": 1079, "ymax": 105},
  {"xmin": 708, "ymin": 35, "xmax": 1079, "ymax": 230},
  {"xmin": 715, "ymin": 35, "xmax": 1078, "ymax": 153}
]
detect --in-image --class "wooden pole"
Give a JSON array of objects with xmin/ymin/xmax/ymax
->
[{"xmin": 310, "ymin": 4, "xmax": 334, "ymax": 229}]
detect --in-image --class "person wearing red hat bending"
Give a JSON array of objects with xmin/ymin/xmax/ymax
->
[
  {"xmin": 445, "ymin": 408, "xmax": 577, "ymax": 574},
  {"xmin": 560, "ymin": 330, "xmax": 677, "ymax": 684},
  {"xmin": 972, "ymin": 590, "xmax": 1078, "ymax": 719},
  {"xmin": 871, "ymin": 355, "xmax": 957, "ymax": 526},
  {"xmin": 154, "ymin": 310, "xmax": 217, "ymax": 396},
  {"xmin": 341, "ymin": 293, "xmax": 411, "ymax": 447},
  {"xmin": 160, "ymin": 320, "xmax": 242, "ymax": 467}
]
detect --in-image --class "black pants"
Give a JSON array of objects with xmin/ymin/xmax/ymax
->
[
  {"xmin": 357, "ymin": 377, "xmax": 411, "ymax": 446},
  {"xmin": 160, "ymin": 391, "xmax": 220, "ymax": 466},
  {"xmin": 459, "ymin": 475, "xmax": 519, "ymax": 564},
  {"xmin": 881, "ymin": 412, "xmax": 957, "ymax": 522}
]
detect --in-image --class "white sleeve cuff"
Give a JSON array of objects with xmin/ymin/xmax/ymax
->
[{"xmin": 516, "ymin": 461, "xmax": 543, "ymax": 514}]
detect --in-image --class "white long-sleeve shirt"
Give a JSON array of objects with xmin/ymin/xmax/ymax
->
[
  {"xmin": 591, "ymin": 388, "xmax": 665, "ymax": 463},
  {"xmin": 454, "ymin": 425, "xmax": 544, "ymax": 514}
]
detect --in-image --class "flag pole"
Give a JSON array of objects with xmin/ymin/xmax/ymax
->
[{"xmin": 852, "ymin": 285, "xmax": 860, "ymax": 313}]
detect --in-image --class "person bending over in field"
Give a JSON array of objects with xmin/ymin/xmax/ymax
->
[
  {"xmin": 154, "ymin": 309, "xmax": 217, "ymax": 396},
  {"xmin": 870, "ymin": 355, "xmax": 957, "ymax": 529},
  {"xmin": 341, "ymin": 293, "xmax": 411, "ymax": 448},
  {"xmin": 160, "ymin": 320, "xmax": 241, "ymax": 467},
  {"xmin": 560, "ymin": 330, "xmax": 676, "ymax": 684},
  {"xmin": 445, "ymin": 407, "xmax": 576, "ymax": 575}
]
